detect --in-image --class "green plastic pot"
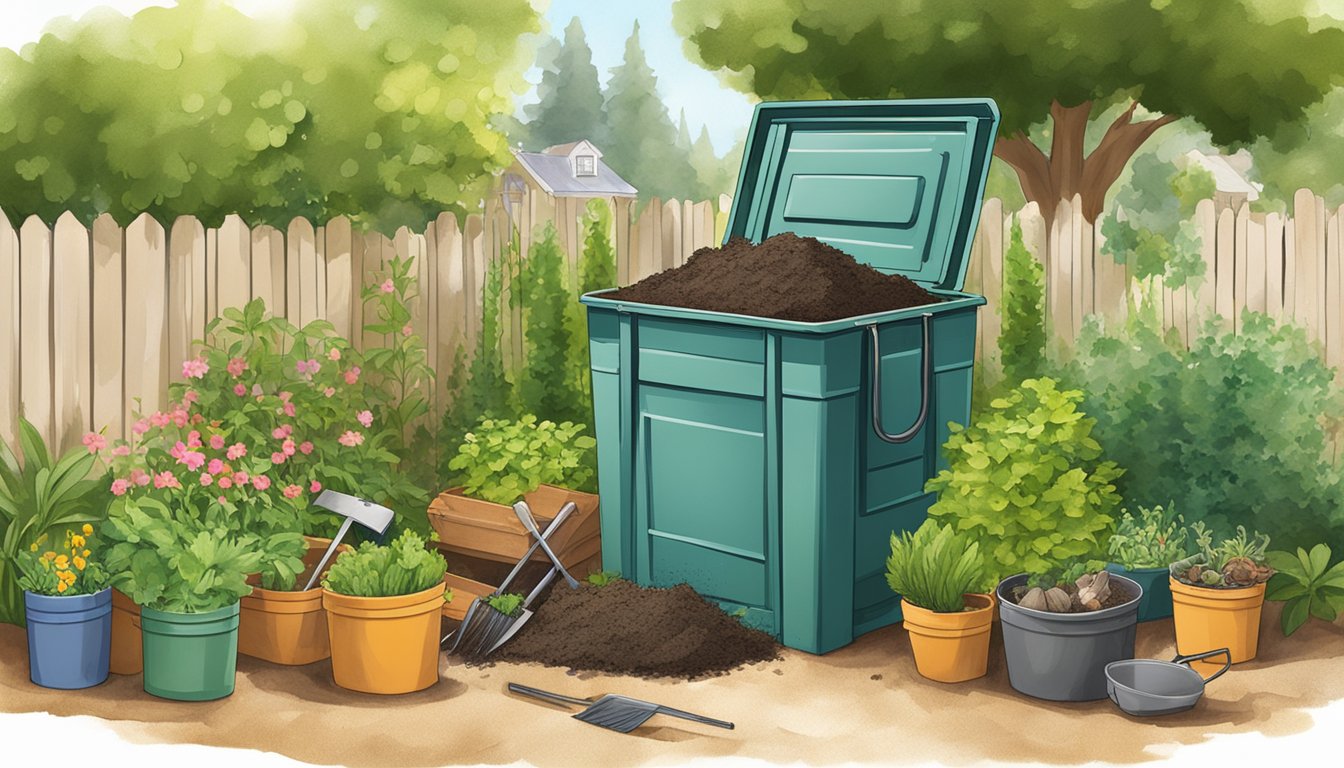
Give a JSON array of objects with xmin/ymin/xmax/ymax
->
[
  {"xmin": 140, "ymin": 601, "xmax": 241, "ymax": 701},
  {"xmin": 1106, "ymin": 564, "xmax": 1173, "ymax": 622}
]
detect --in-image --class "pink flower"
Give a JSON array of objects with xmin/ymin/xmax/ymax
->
[
  {"xmin": 323, "ymin": 387, "xmax": 335, "ymax": 398},
  {"xmin": 110, "ymin": 478, "xmax": 130, "ymax": 496},
  {"xmin": 152, "ymin": 471, "xmax": 180, "ymax": 489},
  {"xmin": 272, "ymin": 426, "xmax": 287, "ymax": 440},
  {"xmin": 251, "ymin": 384, "xmax": 264, "ymax": 397},
  {"xmin": 344, "ymin": 366, "xmax": 361, "ymax": 385},
  {"xmin": 310, "ymin": 480, "xmax": 322, "ymax": 493},
  {"xmin": 209, "ymin": 434, "xmax": 225, "ymax": 450},
  {"xmin": 271, "ymin": 451, "xmax": 286, "ymax": 465},
  {"xmin": 132, "ymin": 419, "xmax": 150, "ymax": 435},
  {"xmin": 232, "ymin": 471, "xmax": 249, "ymax": 486},
  {"xmin": 130, "ymin": 468, "xmax": 151, "ymax": 487},
  {"xmin": 170, "ymin": 441, "xmax": 189, "ymax": 460},
  {"xmin": 298, "ymin": 441, "xmax": 314, "ymax": 455},
  {"xmin": 296, "ymin": 359, "xmax": 320, "ymax": 375},
  {"xmin": 186, "ymin": 430, "xmax": 202, "ymax": 448},
  {"xmin": 252, "ymin": 475, "xmax": 271, "ymax": 491},
  {"xmin": 283, "ymin": 401, "xmax": 296, "ymax": 418},
  {"xmin": 150, "ymin": 411, "xmax": 171, "ymax": 428},
  {"xmin": 328, "ymin": 347, "xmax": 341, "ymax": 361},
  {"xmin": 112, "ymin": 445, "xmax": 131, "ymax": 457},
  {"xmin": 170, "ymin": 409, "xmax": 188, "ymax": 428},
  {"xmin": 380, "ymin": 278, "xmax": 394, "ymax": 294},
  {"xmin": 217, "ymin": 495, "xmax": 227, "ymax": 505},
  {"xmin": 218, "ymin": 476, "xmax": 233, "ymax": 490},
  {"xmin": 227, "ymin": 443, "xmax": 247, "ymax": 460},
  {"xmin": 233, "ymin": 383, "xmax": 247, "ymax": 396},
  {"xmin": 181, "ymin": 357, "xmax": 209, "ymax": 379},
  {"xmin": 401, "ymin": 324, "xmax": 412, "ymax": 337},
  {"xmin": 338, "ymin": 430, "xmax": 364, "ymax": 447},
  {"xmin": 190, "ymin": 414, "xmax": 204, "ymax": 425},
  {"xmin": 283, "ymin": 484, "xmax": 303, "ymax": 499},
  {"xmin": 181, "ymin": 451, "xmax": 206, "ymax": 472},
  {"xmin": 356, "ymin": 410, "xmax": 373, "ymax": 428},
  {"xmin": 282, "ymin": 439, "xmax": 296, "ymax": 457},
  {"xmin": 227, "ymin": 358, "xmax": 247, "ymax": 377},
  {"xmin": 208, "ymin": 458, "xmax": 226, "ymax": 475},
  {"xmin": 200, "ymin": 473, "xmax": 213, "ymax": 486},
  {"xmin": 183, "ymin": 390, "xmax": 198, "ymax": 405},
  {"xmin": 82, "ymin": 432, "xmax": 106, "ymax": 454}
]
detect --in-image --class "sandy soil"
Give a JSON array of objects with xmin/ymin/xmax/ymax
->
[{"xmin": 2, "ymin": 603, "xmax": 1341, "ymax": 767}]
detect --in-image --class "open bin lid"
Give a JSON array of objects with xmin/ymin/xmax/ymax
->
[{"xmin": 725, "ymin": 99, "xmax": 1000, "ymax": 293}]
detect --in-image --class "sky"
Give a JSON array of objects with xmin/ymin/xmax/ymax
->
[{"xmin": 0, "ymin": 0, "xmax": 757, "ymax": 155}]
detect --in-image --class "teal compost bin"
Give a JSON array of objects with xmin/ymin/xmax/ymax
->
[{"xmin": 581, "ymin": 99, "xmax": 999, "ymax": 654}]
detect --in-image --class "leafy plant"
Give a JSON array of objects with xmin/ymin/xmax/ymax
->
[
  {"xmin": 321, "ymin": 530, "xmax": 447, "ymax": 598},
  {"xmin": 997, "ymin": 219, "xmax": 1046, "ymax": 384},
  {"xmin": 483, "ymin": 593, "xmax": 524, "ymax": 617},
  {"xmin": 885, "ymin": 520, "xmax": 987, "ymax": 613},
  {"xmin": 515, "ymin": 224, "xmax": 587, "ymax": 426},
  {"xmin": 926, "ymin": 377, "xmax": 1123, "ymax": 581},
  {"xmin": 586, "ymin": 570, "xmax": 621, "ymax": 587},
  {"xmin": 101, "ymin": 497, "xmax": 265, "ymax": 613},
  {"xmin": 0, "ymin": 419, "xmax": 110, "ymax": 625},
  {"xmin": 1266, "ymin": 544, "xmax": 1344, "ymax": 636},
  {"xmin": 1170, "ymin": 522, "xmax": 1273, "ymax": 588},
  {"xmin": 14, "ymin": 524, "xmax": 110, "ymax": 597},
  {"xmin": 1108, "ymin": 504, "xmax": 1188, "ymax": 570},
  {"xmin": 447, "ymin": 416, "xmax": 597, "ymax": 505}
]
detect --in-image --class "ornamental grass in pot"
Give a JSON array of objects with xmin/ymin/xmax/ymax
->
[
  {"xmin": 1106, "ymin": 503, "xmax": 1188, "ymax": 621},
  {"xmin": 321, "ymin": 530, "xmax": 449, "ymax": 695},
  {"xmin": 1169, "ymin": 522, "xmax": 1274, "ymax": 668},
  {"xmin": 884, "ymin": 520, "xmax": 993, "ymax": 683}
]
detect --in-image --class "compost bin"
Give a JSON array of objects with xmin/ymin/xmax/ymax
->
[{"xmin": 580, "ymin": 99, "xmax": 999, "ymax": 654}]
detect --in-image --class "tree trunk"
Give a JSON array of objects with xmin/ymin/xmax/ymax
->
[{"xmin": 992, "ymin": 100, "xmax": 1179, "ymax": 229}]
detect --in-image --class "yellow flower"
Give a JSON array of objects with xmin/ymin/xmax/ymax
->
[
  {"xmin": 29, "ymin": 543, "xmax": 37, "ymax": 552},
  {"xmin": 56, "ymin": 582, "xmax": 68, "ymax": 593},
  {"xmin": 71, "ymin": 534, "xmax": 86, "ymax": 548},
  {"xmin": 43, "ymin": 551, "xmax": 57, "ymax": 561},
  {"xmin": 82, "ymin": 549, "xmax": 91, "ymax": 558},
  {"xmin": 58, "ymin": 570, "xmax": 76, "ymax": 584},
  {"xmin": 54, "ymin": 555, "xmax": 69, "ymax": 568},
  {"xmin": 74, "ymin": 556, "xmax": 86, "ymax": 571},
  {"xmin": 82, "ymin": 524, "xmax": 93, "ymax": 536}
]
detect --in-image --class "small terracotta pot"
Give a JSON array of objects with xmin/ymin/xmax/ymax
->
[
  {"xmin": 323, "ymin": 582, "xmax": 446, "ymax": 695},
  {"xmin": 238, "ymin": 536, "xmax": 352, "ymax": 665},
  {"xmin": 1170, "ymin": 577, "xmax": 1266, "ymax": 669},
  {"xmin": 109, "ymin": 588, "xmax": 142, "ymax": 675},
  {"xmin": 427, "ymin": 484, "xmax": 599, "ymax": 565},
  {"xmin": 901, "ymin": 593, "xmax": 994, "ymax": 683}
]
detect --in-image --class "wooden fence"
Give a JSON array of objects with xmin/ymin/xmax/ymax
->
[
  {"xmin": 4, "ymin": 188, "xmax": 1342, "ymax": 451},
  {"xmin": 0, "ymin": 196, "xmax": 719, "ymax": 452}
]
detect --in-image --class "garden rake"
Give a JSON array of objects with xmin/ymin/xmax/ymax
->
[
  {"xmin": 506, "ymin": 683, "xmax": 735, "ymax": 734},
  {"xmin": 443, "ymin": 501, "xmax": 578, "ymax": 658}
]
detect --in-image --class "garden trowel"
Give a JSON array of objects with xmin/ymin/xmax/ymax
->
[{"xmin": 302, "ymin": 490, "xmax": 396, "ymax": 590}]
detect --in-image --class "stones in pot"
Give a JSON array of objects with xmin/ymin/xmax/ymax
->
[
  {"xmin": 1075, "ymin": 570, "xmax": 1111, "ymax": 611},
  {"xmin": 1012, "ymin": 570, "xmax": 1118, "ymax": 613}
]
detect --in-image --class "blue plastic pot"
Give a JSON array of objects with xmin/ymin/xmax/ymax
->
[
  {"xmin": 24, "ymin": 587, "xmax": 113, "ymax": 689},
  {"xmin": 1106, "ymin": 564, "xmax": 1174, "ymax": 622}
]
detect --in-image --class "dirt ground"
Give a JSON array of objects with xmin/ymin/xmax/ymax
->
[{"xmin": 2, "ymin": 603, "xmax": 1341, "ymax": 767}]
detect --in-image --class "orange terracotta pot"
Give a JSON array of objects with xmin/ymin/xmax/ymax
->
[
  {"xmin": 427, "ymin": 485, "xmax": 600, "ymax": 566},
  {"xmin": 901, "ymin": 593, "xmax": 995, "ymax": 683},
  {"xmin": 109, "ymin": 588, "xmax": 141, "ymax": 675},
  {"xmin": 239, "ymin": 537, "xmax": 352, "ymax": 665},
  {"xmin": 323, "ymin": 582, "xmax": 446, "ymax": 694},
  {"xmin": 1170, "ymin": 577, "xmax": 1266, "ymax": 670}
]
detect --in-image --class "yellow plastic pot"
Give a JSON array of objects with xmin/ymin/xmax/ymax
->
[
  {"xmin": 322, "ymin": 582, "xmax": 445, "ymax": 694},
  {"xmin": 900, "ymin": 593, "xmax": 995, "ymax": 683},
  {"xmin": 109, "ymin": 588, "xmax": 142, "ymax": 675},
  {"xmin": 1170, "ymin": 577, "xmax": 1265, "ymax": 667},
  {"xmin": 238, "ymin": 537, "xmax": 350, "ymax": 665}
]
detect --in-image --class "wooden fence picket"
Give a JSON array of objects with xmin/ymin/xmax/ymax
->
[
  {"xmin": 0, "ymin": 212, "xmax": 16, "ymax": 448},
  {"xmin": 18, "ymin": 216, "xmax": 54, "ymax": 440},
  {"xmin": 91, "ymin": 214, "xmax": 124, "ymax": 440},
  {"xmin": 52, "ymin": 212, "xmax": 91, "ymax": 451}
]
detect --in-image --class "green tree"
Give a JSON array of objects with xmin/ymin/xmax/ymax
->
[
  {"xmin": 516, "ymin": 224, "xmax": 585, "ymax": 425},
  {"xmin": 1251, "ymin": 86, "xmax": 1344, "ymax": 208},
  {"xmin": 603, "ymin": 22, "xmax": 700, "ymax": 201},
  {"xmin": 524, "ymin": 17, "xmax": 607, "ymax": 150},
  {"xmin": 673, "ymin": 0, "xmax": 1344, "ymax": 229},
  {"xmin": 0, "ymin": 0, "xmax": 540, "ymax": 231},
  {"xmin": 997, "ymin": 221, "xmax": 1046, "ymax": 385}
]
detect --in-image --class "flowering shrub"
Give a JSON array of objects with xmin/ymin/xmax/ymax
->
[
  {"xmin": 447, "ymin": 415, "xmax": 597, "ymax": 505},
  {"xmin": 15, "ymin": 524, "xmax": 110, "ymax": 597}
]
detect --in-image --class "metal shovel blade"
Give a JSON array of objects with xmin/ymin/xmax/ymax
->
[{"xmin": 573, "ymin": 695, "xmax": 736, "ymax": 734}]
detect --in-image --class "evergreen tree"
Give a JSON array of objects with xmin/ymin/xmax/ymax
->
[
  {"xmin": 516, "ymin": 224, "xmax": 585, "ymax": 425},
  {"xmin": 602, "ymin": 22, "xmax": 700, "ymax": 201},
  {"xmin": 689, "ymin": 125, "xmax": 724, "ymax": 199},
  {"xmin": 524, "ymin": 17, "xmax": 607, "ymax": 150}
]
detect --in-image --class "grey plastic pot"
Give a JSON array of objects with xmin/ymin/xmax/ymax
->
[{"xmin": 997, "ymin": 573, "xmax": 1142, "ymax": 702}]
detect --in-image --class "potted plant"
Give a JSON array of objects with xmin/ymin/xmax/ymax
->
[
  {"xmin": 430, "ymin": 415, "xmax": 599, "ymax": 565},
  {"xmin": 1169, "ymin": 522, "xmax": 1274, "ymax": 666},
  {"xmin": 13, "ymin": 525, "xmax": 112, "ymax": 689},
  {"xmin": 884, "ymin": 520, "xmax": 993, "ymax": 683},
  {"xmin": 1106, "ymin": 503, "xmax": 1188, "ymax": 621},
  {"xmin": 321, "ymin": 530, "xmax": 449, "ymax": 694},
  {"xmin": 925, "ymin": 378, "xmax": 1132, "ymax": 701},
  {"xmin": 1266, "ymin": 542, "xmax": 1344, "ymax": 637}
]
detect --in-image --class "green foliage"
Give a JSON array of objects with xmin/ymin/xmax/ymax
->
[
  {"xmin": 997, "ymin": 219, "xmax": 1045, "ymax": 384},
  {"xmin": 579, "ymin": 200, "xmax": 617, "ymax": 295},
  {"xmin": 1251, "ymin": 86, "xmax": 1344, "ymax": 208},
  {"xmin": 586, "ymin": 570, "xmax": 621, "ymax": 587},
  {"xmin": 1171, "ymin": 522, "xmax": 1272, "ymax": 588},
  {"xmin": 1266, "ymin": 544, "xmax": 1344, "ymax": 636},
  {"xmin": 447, "ymin": 416, "xmax": 597, "ymax": 505},
  {"xmin": 1102, "ymin": 152, "xmax": 1213, "ymax": 291},
  {"xmin": 0, "ymin": 419, "xmax": 109, "ymax": 625},
  {"xmin": 14, "ymin": 525, "xmax": 110, "ymax": 597},
  {"xmin": 524, "ymin": 18, "xmax": 607, "ymax": 150},
  {"xmin": 884, "ymin": 521, "xmax": 987, "ymax": 613},
  {"xmin": 1066, "ymin": 311, "xmax": 1344, "ymax": 552},
  {"xmin": 925, "ymin": 378, "xmax": 1123, "ymax": 581},
  {"xmin": 516, "ymin": 224, "xmax": 586, "ymax": 426},
  {"xmin": 1108, "ymin": 504, "xmax": 1189, "ymax": 570},
  {"xmin": 102, "ymin": 497, "xmax": 267, "ymax": 613},
  {"xmin": 0, "ymin": 0, "xmax": 542, "ymax": 232},
  {"xmin": 321, "ymin": 530, "xmax": 447, "ymax": 598},
  {"xmin": 483, "ymin": 592, "xmax": 525, "ymax": 617}
]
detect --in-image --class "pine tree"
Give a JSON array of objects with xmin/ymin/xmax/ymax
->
[
  {"xmin": 517, "ymin": 224, "xmax": 585, "ymax": 425},
  {"xmin": 689, "ymin": 125, "xmax": 724, "ymax": 200},
  {"xmin": 525, "ymin": 17, "xmax": 606, "ymax": 150},
  {"xmin": 602, "ymin": 22, "xmax": 699, "ymax": 201}
]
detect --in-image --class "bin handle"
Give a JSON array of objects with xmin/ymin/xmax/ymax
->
[{"xmin": 868, "ymin": 313, "xmax": 933, "ymax": 444}]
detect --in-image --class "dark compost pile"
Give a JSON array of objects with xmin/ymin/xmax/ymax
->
[{"xmin": 606, "ymin": 232, "xmax": 939, "ymax": 322}]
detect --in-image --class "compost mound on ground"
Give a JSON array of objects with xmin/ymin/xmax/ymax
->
[
  {"xmin": 493, "ymin": 581, "xmax": 780, "ymax": 679},
  {"xmin": 607, "ymin": 232, "xmax": 940, "ymax": 322}
]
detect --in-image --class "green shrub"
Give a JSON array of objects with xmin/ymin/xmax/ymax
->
[
  {"xmin": 1108, "ymin": 503, "xmax": 1189, "ymax": 570},
  {"xmin": 1067, "ymin": 311, "xmax": 1344, "ymax": 552},
  {"xmin": 997, "ymin": 219, "xmax": 1046, "ymax": 385},
  {"xmin": 447, "ymin": 416, "xmax": 597, "ymax": 505},
  {"xmin": 516, "ymin": 224, "xmax": 586, "ymax": 426},
  {"xmin": 586, "ymin": 570, "xmax": 621, "ymax": 587},
  {"xmin": 1266, "ymin": 543, "xmax": 1344, "ymax": 636},
  {"xmin": 925, "ymin": 377, "xmax": 1124, "ymax": 581},
  {"xmin": 321, "ymin": 530, "xmax": 447, "ymax": 598},
  {"xmin": 884, "ymin": 521, "xmax": 987, "ymax": 612}
]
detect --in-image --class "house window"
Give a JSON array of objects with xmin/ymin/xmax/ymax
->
[{"xmin": 575, "ymin": 154, "xmax": 596, "ymax": 177}]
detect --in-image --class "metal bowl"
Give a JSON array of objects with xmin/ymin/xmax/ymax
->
[{"xmin": 1105, "ymin": 649, "xmax": 1231, "ymax": 716}]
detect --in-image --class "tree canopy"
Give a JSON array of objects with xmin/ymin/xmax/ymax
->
[
  {"xmin": 0, "ymin": 0, "xmax": 540, "ymax": 231},
  {"xmin": 523, "ymin": 17, "xmax": 607, "ymax": 152},
  {"xmin": 673, "ymin": 0, "xmax": 1344, "ymax": 224}
]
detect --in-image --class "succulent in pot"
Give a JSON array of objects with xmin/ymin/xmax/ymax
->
[
  {"xmin": 1106, "ymin": 504, "xmax": 1188, "ymax": 621},
  {"xmin": 1169, "ymin": 522, "xmax": 1274, "ymax": 667}
]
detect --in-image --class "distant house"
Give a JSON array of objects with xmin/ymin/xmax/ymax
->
[
  {"xmin": 1184, "ymin": 150, "xmax": 1263, "ymax": 210},
  {"xmin": 498, "ymin": 140, "xmax": 637, "ymax": 259}
]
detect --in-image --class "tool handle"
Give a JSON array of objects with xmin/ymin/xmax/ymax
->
[
  {"xmin": 495, "ymin": 503, "xmax": 575, "ymax": 595},
  {"xmin": 514, "ymin": 502, "xmax": 580, "ymax": 588},
  {"xmin": 303, "ymin": 517, "xmax": 353, "ymax": 591},
  {"xmin": 654, "ymin": 705, "xmax": 736, "ymax": 730},
  {"xmin": 1173, "ymin": 648, "xmax": 1232, "ymax": 683},
  {"xmin": 507, "ymin": 682, "xmax": 591, "ymax": 708}
]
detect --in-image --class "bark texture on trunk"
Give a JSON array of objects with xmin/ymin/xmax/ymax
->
[{"xmin": 992, "ymin": 100, "xmax": 1179, "ymax": 228}]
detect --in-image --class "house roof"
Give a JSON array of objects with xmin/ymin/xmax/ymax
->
[
  {"xmin": 543, "ymin": 140, "xmax": 603, "ymax": 158},
  {"xmin": 512, "ymin": 142, "xmax": 637, "ymax": 198},
  {"xmin": 1185, "ymin": 150, "xmax": 1263, "ymax": 198}
]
